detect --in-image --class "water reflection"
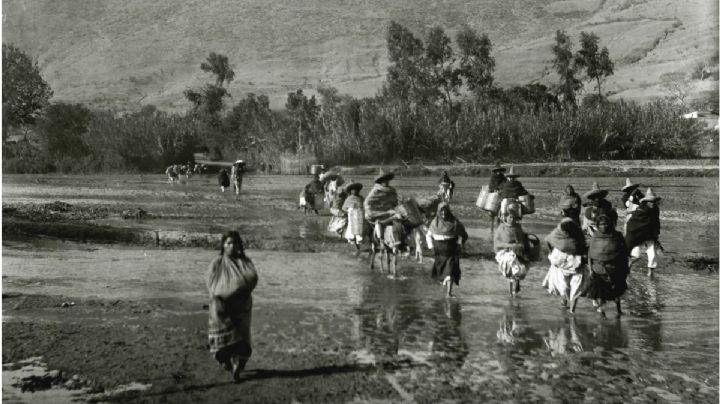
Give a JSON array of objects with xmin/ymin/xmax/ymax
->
[
  {"xmin": 543, "ymin": 317, "xmax": 629, "ymax": 356},
  {"xmin": 626, "ymin": 276, "xmax": 663, "ymax": 351},
  {"xmin": 495, "ymin": 303, "xmax": 544, "ymax": 353},
  {"xmin": 353, "ymin": 277, "xmax": 468, "ymax": 368}
]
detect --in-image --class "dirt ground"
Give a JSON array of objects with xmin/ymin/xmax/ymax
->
[{"xmin": 2, "ymin": 173, "xmax": 718, "ymax": 403}]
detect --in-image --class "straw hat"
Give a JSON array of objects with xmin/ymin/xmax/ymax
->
[
  {"xmin": 621, "ymin": 178, "xmax": 640, "ymax": 192},
  {"xmin": 374, "ymin": 169, "xmax": 395, "ymax": 184},
  {"xmin": 640, "ymin": 187, "xmax": 661, "ymax": 203},
  {"xmin": 491, "ymin": 162, "xmax": 506, "ymax": 173},
  {"xmin": 583, "ymin": 182, "xmax": 609, "ymax": 199},
  {"xmin": 505, "ymin": 166, "xmax": 519, "ymax": 178},
  {"xmin": 345, "ymin": 182, "xmax": 363, "ymax": 193}
]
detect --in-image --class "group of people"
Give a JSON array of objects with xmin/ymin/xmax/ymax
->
[
  {"xmin": 205, "ymin": 163, "xmax": 664, "ymax": 382},
  {"xmin": 165, "ymin": 162, "xmax": 208, "ymax": 184}
]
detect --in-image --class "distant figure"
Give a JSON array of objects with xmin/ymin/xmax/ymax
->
[
  {"xmin": 620, "ymin": 178, "xmax": 643, "ymax": 235},
  {"xmin": 625, "ymin": 188, "xmax": 662, "ymax": 277},
  {"xmin": 342, "ymin": 183, "xmax": 365, "ymax": 254},
  {"xmin": 438, "ymin": 171, "xmax": 455, "ymax": 202},
  {"xmin": 559, "ymin": 185, "xmax": 582, "ymax": 225},
  {"xmin": 218, "ymin": 169, "xmax": 230, "ymax": 193},
  {"xmin": 165, "ymin": 165, "xmax": 178, "ymax": 184},
  {"xmin": 582, "ymin": 182, "xmax": 617, "ymax": 238},
  {"xmin": 231, "ymin": 160, "xmax": 245, "ymax": 199},
  {"xmin": 206, "ymin": 231, "xmax": 258, "ymax": 382},
  {"xmin": 488, "ymin": 163, "xmax": 507, "ymax": 192},
  {"xmin": 498, "ymin": 166, "xmax": 529, "ymax": 219}
]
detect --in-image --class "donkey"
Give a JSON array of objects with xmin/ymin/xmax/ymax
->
[{"xmin": 369, "ymin": 220, "xmax": 410, "ymax": 279}]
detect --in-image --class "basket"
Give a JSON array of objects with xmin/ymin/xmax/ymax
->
[{"xmin": 519, "ymin": 194, "xmax": 535, "ymax": 214}]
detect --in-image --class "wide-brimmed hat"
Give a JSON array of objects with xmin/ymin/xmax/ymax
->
[
  {"xmin": 505, "ymin": 166, "xmax": 519, "ymax": 178},
  {"xmin": 345, "ymin": 182, "xmax": 363, "ymax": 193},
  {"xmin": 374, "ymin": 169, "xmax": 395, "ymax": 184},
  {"xmin": 491, "ymin": 162, "xmax": 506, "ymax": 173},
  {"xmin": 621, "ymin": 178, "xmax": 640, "ymax": 192},
  {"xmin": 583, "ymin": 182, "xmax": 609, "ymax": 199},
  {"xmin": 640, "ymin": 187, "xmax": 661, "ymax": 203}
]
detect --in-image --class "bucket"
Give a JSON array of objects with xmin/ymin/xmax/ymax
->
[
  {"xmin": 476, "ymin": 186, "xmax": 489, "ymax": 208},
  {"xmin": 310, "ymin": 164, "xmax": 324, "ymax": 175},
  {"xmin": 519, "ymin": 194, "xmax": 535, "ymax": 214},
  {"xmin": 527, "ymin": 234, "xmax": 541, "ymax": 262},
  {"xmin": 483, "ymin": 192, "xmax": 500, "ymax": 214}
]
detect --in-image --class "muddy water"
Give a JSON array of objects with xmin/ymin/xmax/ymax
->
[{"xmin": 3, "ymin": 238, "xmax": 717, "ymax": 402}]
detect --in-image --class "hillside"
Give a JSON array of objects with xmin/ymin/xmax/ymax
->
[{"xmin": 3, "ymin": 0, "xmax": 718, "ymax": 111}]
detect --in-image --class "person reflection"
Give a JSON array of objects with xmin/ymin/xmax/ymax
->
[
  {"xmin": 428, "ymin": 299, "xmax": 468, "ymax": 367},
  {"xmin": 544, "ymin": 317, "xmax": 585, "ymax": 356},
  {"xmin": 626, "ymin": 277, "xmax": 663, "ymax": 351},
  {"xmin": 496, "ymin": 304, "xmax": 543, "ymax": 352}
]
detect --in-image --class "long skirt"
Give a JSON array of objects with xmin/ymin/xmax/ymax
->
[
  {"xmin": 208, "ymin": 294, "xmax": 253, "ymax": 366},
  {"xmin": 583, "ymin": 261, "xmax": 628, "ymax": 301},
  {"xmin": 495, "ymin": 249, "xmax": 528, "ymax": 280},
  {"xmin": 542, "ymin": 266, "xmax": 586, "ymax": 301},
  {"xmin": 432, "ymin": 239, "xmax": 461, "ymax": 285}
]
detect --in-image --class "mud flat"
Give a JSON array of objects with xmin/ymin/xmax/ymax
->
[{"xmin": 2, "ymin": 173, "xmax": 718, "ymax": 402}]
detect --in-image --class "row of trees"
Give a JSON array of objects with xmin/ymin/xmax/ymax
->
[{"xmin": 2, "ymin": 23, "xmax": 711, "ymax": 173}]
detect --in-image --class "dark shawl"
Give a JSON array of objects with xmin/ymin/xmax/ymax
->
[
  {"xmin": 588, "ymin": 229, "xmax": 627, "ymax": 263},
  {"xmin": 428, "ymin": 203, "xmax": 468, "ymax": 241},
  {"xmin": 545, "ymin": 218, "xmax": 587, "ymax": 255},
  {"xmin": 307, "ymin": 179, "xmax": 324, "ymax": 194},
  {"xmin": 489, "ymin": 172, "xmax": 507, "ymax": 192},
  {"xmin": 494, "ymin": 222, "xmax": 529, "ymax": 256},
  {"xmin": 218, "ymin": 170, "xmax": 230, "ymax": 187},
  {"xmin": 621, "ymin": 188, "xmax": 644, "ymax": 206},
  {"xmin": 625, "ymin": 204, "xmax": 660, "ymax": 250},
  {"xmin": 499, "ymin": 179, "xmax": 529, "ymax": 199}
]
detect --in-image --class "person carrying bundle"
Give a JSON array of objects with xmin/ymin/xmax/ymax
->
[
  {"xmin": 438, "ymin": 171, "xmax": 456, "ymax": 202},
  {"xmin": 498, "ymin": 166, "xmax": 532, "ymax": 219},
  {"xmin": 494, "ymin": 204, "xmax": 530, "ymax": 297},
  {"xmin": 625, "ymin": 188, "xmax": 662, "ymax": 277},
  {"xmin": 364, "ymin": 169, "xmax": 400, "ymax": 240},
  {"xmin": 342, "ymin": 183, "xmax": 365, "ymax": 254},
  {"xmin": 585, "ymin": 213, "xmax": 629, "ymax": 318},
  {"xmin": 542, "ymin": 214, "xmax": 588, "ymax": 312}
]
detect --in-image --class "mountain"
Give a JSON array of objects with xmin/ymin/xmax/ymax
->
[{"xmin": 3, "ymin": 0, "xmax": 718, "ymax": 111}]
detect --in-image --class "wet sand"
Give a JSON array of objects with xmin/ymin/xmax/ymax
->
[{"xmin": 2, "ymin": 174, "xmax": 718, "ymax": 402}]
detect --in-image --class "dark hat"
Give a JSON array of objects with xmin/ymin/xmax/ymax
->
[
  {"xmin": 491, "ymin": 162, "xmax": 506, "ymax": 173},
  {"xmin": 345, "ymin": 182, "xmax": 363, "ymax": 193},
  {"xmin": 583, "ymin": 182, "xmax": 608, "ymax": 199},
  {"xmin": 621, "ymin": 178, "xmax": 640, "ymax": 192},
  {"xmin": 505, "ymin": 166, "xmax": 519, "ymax": 178},
  {"xmin": 374, "ymin": 169, "xmax": 395, "ymax": 184},
  {"xmin": 640, "ymin": 187, "xmax": 661, "ymax": 203}
]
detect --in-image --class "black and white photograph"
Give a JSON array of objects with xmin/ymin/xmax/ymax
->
[{"xmin": 2, "ymin": 0, "xmax": 718, "ymax": 402}]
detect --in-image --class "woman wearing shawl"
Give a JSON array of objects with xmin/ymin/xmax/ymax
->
[
  {"xmin": 499, "ymin": 166, "xmax": 530, "ymax": 220},
  {"xmin": 207, "ymin": 231, "xmax": 259, "ymax": 382},
  {"xmin": 542, "ymin": 216, "xmax": 587, "ymax": 312},
  {"xmin": 625, "ymin": 188, "xmax": 662, "ymax": 277},
  {"xmin": 438, "ymin": 171, "xmax": 456, "ymax": 201},
  {"xmin": 342, "ymin": 183, "xmax": 365, "ymax": 254},
  {"xmin": 558, "ymin": 185, "xmax": 582, "ymax": 224},
  {"xmin": 364, "ymin": 170, "xmax": 400, "ymax": 240},
  {"xmin": 586, "ymin": 214, "xmax": 629, "ymax": 317},
  {"xmin": 218, "ymin": 168, "xmax": 230, "ymax": 193},
  {"xmin": 488, "ymin": 163, "xmax": 507, "ymax": 193},
  {"xmin": 426, "ymin": 203, "xmax": 468, "ymax": 297},
  {"xmin": 494, "ymin": 206, "xmax": 530, "ymax": 297},
  {"xmin": 327, "ymin": 186, "xmax": 348, "ymax": 237}
]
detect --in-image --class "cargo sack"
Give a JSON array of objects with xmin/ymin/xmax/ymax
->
[{"xmin": 207, "ymin": 256, "xmax": 258, "ymax": 300}]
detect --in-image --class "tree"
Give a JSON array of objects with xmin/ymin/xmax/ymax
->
[
  {"xmin": 425, "ymin": 26, "xmax": 461, "ymax": 106},
  {"xmin": 456, "ymin": 26, "xmax": 495, "ymax": 98},
  {"xmin": 2, "ymin": 44, "xmax": 53, "ymax": 129},
  {"xmin": 200, "ymin": 52, "xmax": 235, "ymax": 87},
  {"xmin": 285, "ymin": 90, "xmax": 319, "ymax": 153},
  {"xmin": 37, "ymin": 103, "xmax": 91, "ymax": 168},
  {"xmin": 385, "ymin": 21, "xmax": 432, "ymax": 103},
  {"xmin": 551, "ymin": 30, "xmax": 583, "ymax": 106},
  {"xmin": 574, "ymin": 32, "xmax": 614, "ymax": 98}
]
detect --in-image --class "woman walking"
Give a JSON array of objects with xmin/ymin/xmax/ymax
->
[
  {"xmin": 426, "ymin": 203, "xmax": 468, "ymax": 297},
  {"xmin": 342, "ymin": 183, "xmax": 365, "ymax": 254},
  {"xmin": 218, "ymin": 168, "xmax": 230, "ymax": 193},
  {"xmin": 207, "ymin": 231, "xmax": 259, "ymax": 382},
  {"xmin": 585, "ymin": 214, "xmax": 629, "ymax": 318},
  {"xmin": 542, "ymin": 216, "xmax": 587, "ymax": 312},
  {"xmin": 625, "ymin": 188, "xmax": 662, "ymax": 277},
  {"xmin": 494, "ymin": 207, "xmax": 530, "ymax": 297}
]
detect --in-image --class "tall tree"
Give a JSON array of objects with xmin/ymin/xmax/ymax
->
[
  {"xmin": 425, "ymin": 26, "xmax": 460, "ymax": 106},
  {"xmin": 37, "ymin": 103, "xmax": 91, "ymax": 164},
  {"xmin": 285, "ymin": 90, "xmax": 319, "ymax": 153},
  {"xmin": 200, "ymin": 52, "xmax": 235, "ymax": 87},
  {"xmin": 574, "ymin": 32, "xmax": 614, "ymax": 98},
  {"xmin": 385, "ymin": 21, "xmax": 432, "ymax": 103},
  {"xmin": 2, "ymin": 44, "xmax": 53, "ymax": 131},
  {"xmin": 456, "ymin": 26, "xmax": 495, "ymax": 98},
  {"xmin": 551, "ymin": 30, "xmax": 583, "ymax": 106}
]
